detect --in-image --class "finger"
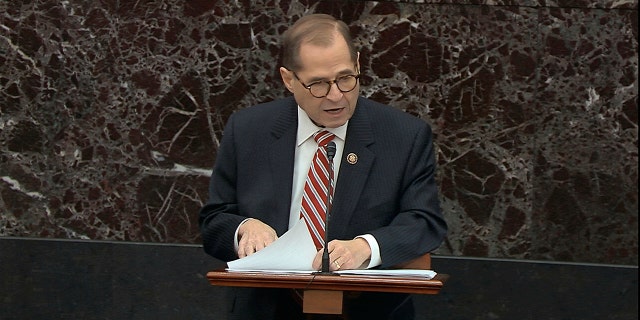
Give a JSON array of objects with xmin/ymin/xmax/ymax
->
[
  {"xmin": 238, "ymin": 247, "xmax": 247, "ymax": 258},
  {"xmin": 238, "ymin": 244, "xmax": 254, "ymax": 258},
  {"xmin": 311, "ymin": 250, "xmax": 323, "ymax": 270},
  {"xmin": 238, "ymin": 238, "xmax": 258, "ymax": 258}
]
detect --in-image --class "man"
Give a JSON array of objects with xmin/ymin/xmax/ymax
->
[{"xmin": 199, "ymin": 13, "xmax": 447, "ymax": 320}]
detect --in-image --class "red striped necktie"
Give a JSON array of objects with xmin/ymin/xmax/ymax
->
[{"xmin": 300, "ymin": 130, "xmax": 335, "ymax": 250}]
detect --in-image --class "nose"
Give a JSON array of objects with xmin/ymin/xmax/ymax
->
[{"xmin": 325, "ymin": 82, "xmax": 343, "ymax": 101}]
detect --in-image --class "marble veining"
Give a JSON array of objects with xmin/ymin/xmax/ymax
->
[{"xmin": 0, "ymin": 0, "xmax": 637, "ymax": 265}]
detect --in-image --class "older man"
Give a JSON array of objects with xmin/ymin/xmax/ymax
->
[{"xmin": 199, "ymin": 13, "xmax": 447, "ymax": 320}]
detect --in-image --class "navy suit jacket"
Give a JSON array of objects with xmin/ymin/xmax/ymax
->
[{"xmin": 199, "ymin": 95, "xmax": 447, "ymax": 268}]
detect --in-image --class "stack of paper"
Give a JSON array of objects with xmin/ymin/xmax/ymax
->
[{"xmin": 226, "ymin": 219, "xmax": 436, "ymax": 279}]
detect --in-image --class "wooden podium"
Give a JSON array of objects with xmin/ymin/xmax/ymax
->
[{"xmin": 206, "ymin": 254, "xmax": 448, "ymax": 316}]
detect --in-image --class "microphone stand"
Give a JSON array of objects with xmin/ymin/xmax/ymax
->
[{"xmin": 316, "ymin": 141, "xmax": 339, "ymax": 276}]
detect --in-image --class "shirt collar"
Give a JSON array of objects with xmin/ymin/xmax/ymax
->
[{"xmin": 296, "ymin": 106, "xmax": 348, "ymax": 146}]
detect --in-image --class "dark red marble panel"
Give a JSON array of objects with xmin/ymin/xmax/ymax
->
[{"xmin": 0, "ymin": 0, "xmax": 637, "ymax": 265}]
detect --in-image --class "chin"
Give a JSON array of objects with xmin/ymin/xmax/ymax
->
[{"xmin": 324, "ymin": 119, "xmax": 348, "ymax": 128}]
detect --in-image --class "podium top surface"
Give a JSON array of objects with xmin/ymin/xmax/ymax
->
[{"xmin": 206, "ymin": 269, "xmax": 448, "ymax": 295}]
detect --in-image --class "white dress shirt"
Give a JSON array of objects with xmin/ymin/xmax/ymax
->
[{"xmin": 288, "ymin": 106, "xmax": 381, "ymax": 268}]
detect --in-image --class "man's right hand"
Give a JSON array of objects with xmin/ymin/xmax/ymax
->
[{"xmin": 237, "ymin": 218, "xmax": 278, "ymax": 258}]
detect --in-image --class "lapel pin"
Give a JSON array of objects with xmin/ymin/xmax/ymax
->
[{"xmin": 346, "ymin": 153, "xmax": 358, "ymax": 165}]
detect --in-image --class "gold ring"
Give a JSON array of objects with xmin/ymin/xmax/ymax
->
[{"xmin": 333, "ymin": 260, "xmax": 341, "ymax": 269}]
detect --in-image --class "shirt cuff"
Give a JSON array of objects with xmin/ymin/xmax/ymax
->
[{"xmin": 356, "ymin": 234, "xmax": 381, "ymax": 268}]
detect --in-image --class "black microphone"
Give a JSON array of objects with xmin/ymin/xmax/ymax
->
[{"xmin": 319, "ymin": 141, "xmax": 338, "ymax": 275}]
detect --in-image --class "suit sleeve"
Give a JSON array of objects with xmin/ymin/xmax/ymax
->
[
  {"xmin": 198, "ymin": 113, "xmax": 246, "ymax": 262},
  {"xmin": 371, "ymin": 122, "xmax": 448, "ymax": 268}
]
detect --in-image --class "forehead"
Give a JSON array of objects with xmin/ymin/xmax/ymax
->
[{"xmin": 297, "ymin": 37, "xmax": 354, "ymax": 76}]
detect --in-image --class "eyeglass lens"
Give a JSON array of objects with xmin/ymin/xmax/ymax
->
[{"xmin": 308, "ymin": 75, "xmax": 358, "ymax": 98}]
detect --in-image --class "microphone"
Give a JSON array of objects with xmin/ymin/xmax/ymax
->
[{"xmin": 319, "ymin": 141, "xmax": 338, "ymax": 275}]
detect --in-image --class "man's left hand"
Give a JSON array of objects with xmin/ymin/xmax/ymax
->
[{"xmin": 312, "ymin": 237, "xmax": 371, "ymax": 271}]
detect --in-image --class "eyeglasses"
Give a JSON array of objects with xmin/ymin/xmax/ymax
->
[{"xmin": 292, "ymin": 72, "xmax": 360, "ymax": 98}]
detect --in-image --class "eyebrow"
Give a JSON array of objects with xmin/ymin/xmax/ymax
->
[{"xmin": 305, "ymin": 68, "xmax": 356, "ymax": 82}]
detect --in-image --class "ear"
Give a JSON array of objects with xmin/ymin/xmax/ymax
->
[
  {"xmin": 356, "ymin": 52, "xmax": 361, "ymax": 73},
  {"xmin": 280, "ymin": 67, "xmax": 294, "ymax": 92}
]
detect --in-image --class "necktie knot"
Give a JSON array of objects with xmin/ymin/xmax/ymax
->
[{"xmin": 314, "ymin": 130, "xmax": 335, "ymax": 147}]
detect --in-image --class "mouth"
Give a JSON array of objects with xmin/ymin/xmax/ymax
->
[{"xmin": 325, "ymin": 107, "xmax": 344, "ymax": 114}]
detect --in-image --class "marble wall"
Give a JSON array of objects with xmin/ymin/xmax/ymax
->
[{"xmin": 0, "ymin": 0, "xmax": 637, "ymax": 265}]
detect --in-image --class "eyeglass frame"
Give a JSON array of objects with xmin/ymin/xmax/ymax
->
[{"xmin": 289, "ymin": 68, "xmax": 360, "ymax": 98}]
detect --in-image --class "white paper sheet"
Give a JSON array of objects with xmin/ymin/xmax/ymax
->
[
  {"xmin": 336, "ymin": 269, "xmax": 437, "ymax": 279},
  {"xmin": 226, "ymin": 218, "xmax": 317, "ymax": 271},
  {"xmin": 226, "ymin": 218, "xmax": 437, "ymax": 280}
]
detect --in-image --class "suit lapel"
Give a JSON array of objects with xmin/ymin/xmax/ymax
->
[
  {"xmin": 330, "ymin": 99, "xmax": 375, "ymax": 238},
  {"xmin": 268, "ymin": 98, "xmax": 298, "ymax": 235}
]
